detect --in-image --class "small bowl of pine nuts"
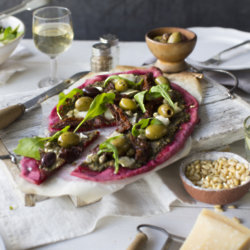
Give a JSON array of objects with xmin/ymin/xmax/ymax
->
[{"xmin": 179, "ymin": 152, "xmax": 250, "ymax": 205}]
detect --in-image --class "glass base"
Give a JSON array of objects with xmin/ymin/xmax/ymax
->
[{"xmin": 38, "ymin": 77, "xmax": 61, "ymax": 88}]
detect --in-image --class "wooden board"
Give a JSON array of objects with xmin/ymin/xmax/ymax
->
[{"xmin": 0, "ymin": 74, "xmax": 249, "ymax": 207}]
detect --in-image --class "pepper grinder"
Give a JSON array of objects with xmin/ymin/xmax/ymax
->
[
  {"xmin": 90, "ymin": 43, "xmax": 113, "ymax": 73},
  {"xmin": 100, "ymin": 34, "xmax": 119, "ymax": 69}
]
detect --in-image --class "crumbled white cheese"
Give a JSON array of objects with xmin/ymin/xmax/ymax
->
[
  {"xmin": 95, "ymin": 86, "xmax": 103, "ymax": 91},
  {"xmin": 173, "ymin": 102, "xmax": 182, "ymax": 113},
  {"xmin": 119, "ymin": 156, "xmax": 135, "ymax": 167},
  {"xmin": 120, "ymin": 89, "xmax": 139, "ymax": 96},
  {"xmin": 66, "ymin": 110, "xmax": 74, "ymax": 118},
  {"xmin": 73, "ymin": 109, "xmax": 88, "ymax": 119},
  {"xmin": 79, "ymin": 133, "xmax": 88, "ymax": 139},
  {"xmin": 108, "ymin": 131, "xmax": 122, "ymax": 138},
  {"xmin": 104, "ymin": 108, "xmax": 114, "ymax": 120},
  {"xmin": 129, "ymin": 113, "xmax": 138, "ymax": 125},
  {"xmin": 154, "ymin": 115, "xmax": 170, "ymax": 126},
  {"xmin": 118, "ymin": 74, "xmax": 136, "ymax": 82},
  {"xmin": 86, "ymin": 153, "xmax": 94, "ymax": 163}
]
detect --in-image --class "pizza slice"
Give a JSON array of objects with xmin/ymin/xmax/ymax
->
[{"xmin": 14, "ymin": 129, "xmax": 99, "ymax": 184}]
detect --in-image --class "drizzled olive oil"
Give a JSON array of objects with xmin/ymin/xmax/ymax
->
[{"xmin": 33, "ymin": 23, "xmax": 73, "ymax": 56}]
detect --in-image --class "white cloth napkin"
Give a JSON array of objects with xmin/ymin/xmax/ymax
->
[
  {"xmin": 0, "ymin": 45, "xmax": 32, "ymax": 85},
  {"xmin": 0, "ymin": 159, "xmax": 185, "ymax": 250}
]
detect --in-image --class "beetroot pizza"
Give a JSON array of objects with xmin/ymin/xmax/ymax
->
[{"xmin": 14, "ymin": 67, "xmax": 199, "ymax": 184}]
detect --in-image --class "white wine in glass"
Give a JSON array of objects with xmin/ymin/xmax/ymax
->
[{"xmin": 33, "ymin": 6, "xmax": 74, "ymax": 88}]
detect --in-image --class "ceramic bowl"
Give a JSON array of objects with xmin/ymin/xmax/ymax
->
[
  {"xmin": 179, "ymin": 151, "xmax": 250, "ymax": 205},
  {"xmin": 0, "ymin": 16, "xmax": 25, "ymax": 65},
  {"xmin": 145, "ymin": 27, "xmax": 196, "ymax": 72}
]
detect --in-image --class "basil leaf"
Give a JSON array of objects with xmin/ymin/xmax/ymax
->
[
  {"xmin": 134, "ymin": 90, "xmax": 147, "ymax": 113},
  {"xmin": 98, "ymin": 136, "xmax": 121, "ymax": 174},
  {"xmin": 56, "ymin": 88, "xmax": 83, "ymax": 119},
  {"xmin": 149, "ymin": 84, "xmax": 176, "ymax": 111},
  {"xmin": 14, "ymin": 137, "xmax": 45, "ymax": 160},
  {"xmin": 104, "ymin": 75, "xmax": 143, "ymax": 88},
  {"xmin": 74, "ymin": 93, "xmax": 115, "ymax": 133}
]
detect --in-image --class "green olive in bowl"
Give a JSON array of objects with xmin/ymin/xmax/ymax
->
[
  {"xmin": 119, "ymin": 98, "xmax": 137, "ymax": 111},
  {"xmin": 145, "ymin": 124, "xmax": 167, "ymax": 140},
  {"xmin": 168, "ymin": 32, "xmax": 183, "ymax": 43},
  {"xmin": 58, "ymin": 132, "xmax": 80, "ymax": 148},
  {"xmin": 75, "ymin": 96, "xmax": 93, "ymax": 111}
]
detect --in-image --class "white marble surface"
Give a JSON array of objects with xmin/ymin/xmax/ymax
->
[{"xmin": 1, "ymin": 39, "xmax": 250, "ymax": 250}]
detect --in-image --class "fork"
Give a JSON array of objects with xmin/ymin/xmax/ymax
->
[
  {"xmin": 0, "ymin": 0, "xmax": 51, "ymax": 20},
  {"xmin": 0, "ymin": 153, "xmax": 17, "ymax": 164},
  {"xmin": 199, "ymin": 40, "xmax": 250, "ymax": 65}
]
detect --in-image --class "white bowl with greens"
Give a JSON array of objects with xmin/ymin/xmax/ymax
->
[{"xmin": 0, "ymin": 16, "xmax": 25, "ymax": 65}]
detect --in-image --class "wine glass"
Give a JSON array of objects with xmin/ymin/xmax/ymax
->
[{"xmin": 32, "ymin": 6, "xmax": 74, "ymax": 88}]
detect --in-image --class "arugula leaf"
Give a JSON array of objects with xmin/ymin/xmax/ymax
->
[
  {"xmin": 98, "ymin": 136, "xmax": 121, "ymax": 174},
  {"xmin": 14, "ymin": 126, "xmax": 71, "ymax": 160},
  {"xmin": 56, "ymin": 88, "xmax": 83, "ymax": 119},
  {"xmin": 0, "ymin": 25, "xmax": 22, "ymax": 44},
  {"xmin": 132, "ymin": 118, "xmax": 163, "ymax": 137},
  {"xmin": 43, "ymin": 125, "xmax": 71, "ymax": 142},
  {"xmin": 104, "ymin": 75, "xmax": 143, "ymax": 88},
  {"xmin": 14, "ymin": 137, "xmax": 45, "ymax": 160},
  {"xmin": 149, "ymin": 84, "xmax": 176, "ymax": 111},
  {"xmin": 150, "ymin": 118, "xmax": 163, "ymax": 125},
  {"xmin": 134, "ymin": 90, "xmax": 147, "ymax": 113},
  {"xmin": 74, "ymin": 93, "xmax": 115, "ymax": 133},
  {"xmin": 132, "ymin": 118, "xmax": 151, "ymax": 137}
]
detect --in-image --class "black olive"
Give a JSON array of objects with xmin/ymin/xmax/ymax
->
[
  {"xmin": 83, "ymin": 87, "xmax": 101, "ymax": 97},
  {"xmin": 41, "ymin": 152, "xmax": 56, "ymax": 168}
]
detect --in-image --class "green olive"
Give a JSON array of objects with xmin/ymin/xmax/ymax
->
[
  {"xmin": 75, "ymin": 96, "xmax": 93, "ymax": 111},
  {"xmin": 58, "ymin": 132, "xmax": 80, "ymax": 148},
  {"xmin": 119, "ymin": 98, "xmax": 137, "ymax": 111},
  {"xmin": 111, "ymin": 136, "xmax": 130, "ymax": 156},
  {"xmin": 145, "ymin": 124, "xmax": 167, "ymax": 140},
  {"xmin": 153, "ymin": 35, "xmax": 162, "ymax": 42},
  {"xmin": 155, "ymin": 76, "xmax": 170, "ymax": 86},
  {"xmin": 168, "ymin": 32, "xmax": 182, "ymax": 43},
  {"xmin": 115, "ymin": 79, "xmax": 128, "ymax": 92},
  {"xmin": 158, "ymin": 104, "xmax": 174, "ymax": 118}
]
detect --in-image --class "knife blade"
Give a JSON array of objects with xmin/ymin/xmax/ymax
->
[{"xmin": 0, "ymin": 71, "xmax": 89, "ymax": 130}]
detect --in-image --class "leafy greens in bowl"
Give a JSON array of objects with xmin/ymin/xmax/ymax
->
[
  {"xmin": 0, "ymin": 25, "xmax": 23, "ymax": 45},
  {"xmin": 0, "ymin": 16, "xmax": 25, "ymax": 64}
]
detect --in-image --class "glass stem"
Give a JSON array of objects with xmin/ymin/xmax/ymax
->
[{"xmin": 49, "ymin": 56, "xmax": 57, "ymax": 84}]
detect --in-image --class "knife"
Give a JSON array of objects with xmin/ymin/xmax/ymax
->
[{"xmin": 0, "ymin": 71, "xmax": 89, "ymax": 130}]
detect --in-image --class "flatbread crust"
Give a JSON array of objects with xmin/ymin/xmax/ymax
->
[{"xmin": 164, "ymin": 72, "xmax": 203, "ymax": 104}]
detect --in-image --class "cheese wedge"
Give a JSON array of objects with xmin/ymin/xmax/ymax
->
[{"xmin": 181, "ymin": 209, "xmax": 250, "ymax": 250}]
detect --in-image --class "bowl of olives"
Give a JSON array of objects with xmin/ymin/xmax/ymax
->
[{"xmin": 145, "ymin": 27, "xmax": 197, "ymax": 73}]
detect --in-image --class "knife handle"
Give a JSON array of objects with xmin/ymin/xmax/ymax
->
[
  {"xmin": 0, "ymin": 104, "xmax": 25, "ymax": 130},
  {"xmin": 126, "ymin": 232, "xmax": 148, "ymax": 250}
]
